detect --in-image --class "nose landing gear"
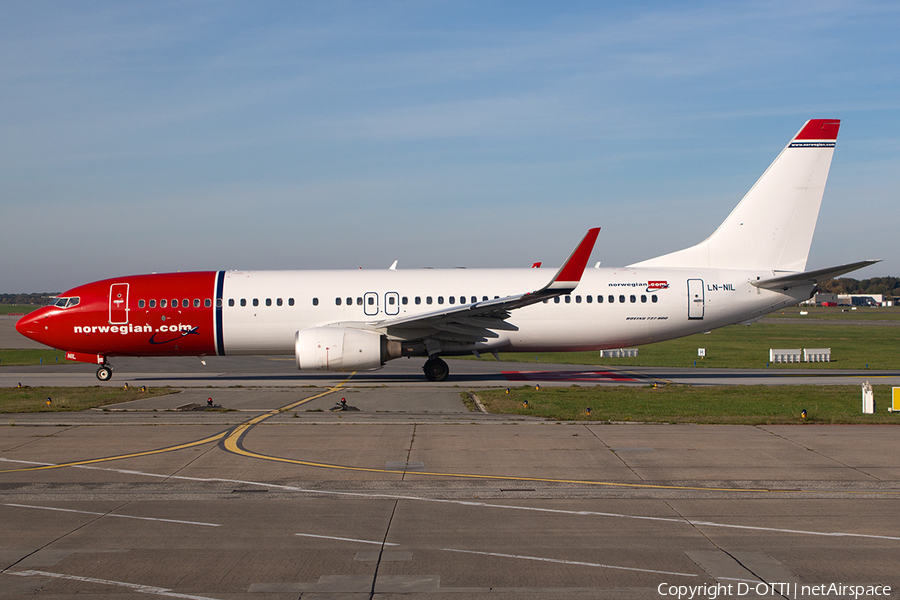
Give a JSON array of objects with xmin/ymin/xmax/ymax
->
[{"xmin": 96, "ymin": 365, "xmax": 113, "ymax": 381}]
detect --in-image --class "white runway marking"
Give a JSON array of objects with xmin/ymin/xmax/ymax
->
[
  {"xmin": 440, "ymin": 547, "xmax": 697, "ymax": 577},
  {"xmin": 296, "ymin": 533, "xmax": 399, "ymax": 545},
  {"xmin": 4, "ymin": 570, "xmax": 221, "ymax": 600},
  {"xmin": 3, "ymin": 458, "xmax": 899, "ymax": 542},
  {"xmin": 2, "ymin": 503, "xmax": 221, "ymax": 527}
]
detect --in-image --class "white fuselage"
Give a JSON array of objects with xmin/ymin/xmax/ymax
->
[{"xmin": 220, "ymin": 267, "xmax": 809, "ymax": 356}]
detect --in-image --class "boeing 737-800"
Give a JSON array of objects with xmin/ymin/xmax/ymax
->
[{"xmin": 16, "ymin": 119, "xmax": 878, "ymax": 381}]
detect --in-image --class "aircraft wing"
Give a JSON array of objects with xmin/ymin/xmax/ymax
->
[
  {"xmin": 750, "ymin": 260, "xmax": 881, "ymax": 291},
  {"xmin": 332, "ymin": 228, "xmax": 599, "ymax": 344}
]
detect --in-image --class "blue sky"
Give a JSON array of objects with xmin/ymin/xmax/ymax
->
[{"xmin": 2, "ymin": 1, "xmax": 899, "ymax": 292}]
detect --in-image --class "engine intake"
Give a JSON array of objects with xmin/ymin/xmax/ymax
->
[{"xmin": 295, "ymin": 327, "xmax": 394, "ymax": 372}]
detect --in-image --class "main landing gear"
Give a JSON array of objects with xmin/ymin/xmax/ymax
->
[
  {"xmin": 96, "ymin": 365, "xmax": 113, "ymax": 381},
  {"xmin": 423, "ymin": 357, "xmax": 449, "ymax": 382}
]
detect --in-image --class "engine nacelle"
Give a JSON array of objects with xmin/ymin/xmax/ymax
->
[{"xmin": 295, "ymin": 327, "xmax": 386, "ymax": 372}]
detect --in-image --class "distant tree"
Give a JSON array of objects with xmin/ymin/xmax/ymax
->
[
  {"xmin": 0, "ymin": 293, "xmax": 59, "ymax": 305},
  {"xmin": 818, "ymin": 277, "xmax": 900, "ymax": 296}
]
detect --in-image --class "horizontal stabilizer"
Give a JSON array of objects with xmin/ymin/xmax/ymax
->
[{"xmin": 751, "ymin": 260, "xmax": 881, "ymax": 290}]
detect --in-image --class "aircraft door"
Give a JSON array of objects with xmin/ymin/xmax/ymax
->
[
  {"xmin": 363, "ymin": 292, "xmax": 379, "ymax": 316},
  {"xmin": 109, "ymin": 283, "xmax": 130, "ymax": 325},
  {"xmin": 687, "ymin": 279, "xmax": 704, "ymax": 320},
  {"xmin": 384, "ymin": 292, "xmax": 400, "ymax": 316}
]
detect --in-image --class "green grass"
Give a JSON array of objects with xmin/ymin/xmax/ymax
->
[
  {"xmin": 0, "ymin": 349, "xmax": 70, "ymax": 367},
  {"xmin": 0, "ymin": 305, "xmax": 41, "ymax": 315},
  {"xmin": 465, "ymin": 322, "xmax": 900, "ymax": 370},
  {"xmin": 1, "ymin": 386, "xmax": 173, "ymax": 413},
  {"xmin": 476, "ymin": 385, "xmax": 900, "ymax": 424},
  {"xmin": 763, "ymin": 306, "xmax": 900, "ymax": 321}
]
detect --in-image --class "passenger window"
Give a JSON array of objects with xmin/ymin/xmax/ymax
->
[
  {"xmin": 161, "ymin": 299, "xmax": 168, "ymax": 308},
  {"xmin": 630, "ymin": 295, "xmax": 636, "ymax": 303},
  {"xmin": 277, "ymin": 298, "xmax": 283, "ymax": 306},
  {"xmin": 587, "ymin": 295, "xmax": 592, "ymax": 303},
  {"xmin": 597, "ymin": 295, "xmax": 603, "ymax": 303},
  {"xmin": 183, "ymin": 299, "xmax": 189, "ymax": 308},
  {"xmin": 459, "ymin": 296, "xmax": 465, "ymax": 304},
  {"xmin": 565, "ymin": 295, "xmax": 571, "ymax": 304},
  {"xmin": 367, "ymin": 297, "xmax": 374, "ymax": 305},
  {"xmin": 554, "ymin": 297, "xmax": 560, "ymax": 304},
  {"xmin": 346, "ymin": 297, "xmax": 352, "ymax": 306},
  {"xmin": 619, "ymin": 295, "xmax": 625, "ymax": 303},
  {"xmin": 228, "ymin": 299, "xmax": 234, "ymax": 307},
  {"xmin": 138, "ymin": 299, "xmax": 145, "ymax": 308},
  {"xmin": 471, "ymin": 296, "xmax": 477, "ymax": 304},
  {"xmin": 357, "ymin": 297, "xmax": 363, "ymax": 305},
  {"xmin": 335, "ymin": 298, "xmax": 342, "ymax": 306},
  {"xmin": 575, "ymin": 296, "xmax": 581, "ymax": 303},
  {"xmin": 641, "ymin": 295, "xmax": 647, "ymax": 303},
  {"xmin": 149, "ymin": 299, "xmax": 157, "ymax": 308},
  {"xmin": 388, "ymin": 296, "xmax": 395, "ymax": 305},
  {"xmin": 426, "ymin": 296, "xmax": 433, "ymax": 305},
  {"xmin": 415, "ymin": 297, "xmax": 421, "ymax": 305},
  {"xmin": 449, "ymin": 296, "xmax": 455, "ymax": 305},
  {"xmin": 265, "ymin": 298, "xmax": 272, "ymax": 307},
  {"xmin": 194, "ymin": 299, "xmax": 201, "ymax": 307},
  {"xmin": 652, "ymin": 295, "xmax": 658, "ymax": 303},
  {"xmin": 402, "ymin": 297, "xmax": 408, "ymax": 305},
  {"xmin": 438, "ymin": 296, "xmax": 444, "ymax": 305},
  {"xmin": 289, "ymin": 298, "xmax": 295, "ymax": 306},
  {"xmin": 173, "ymin": 299, "xmax": 178, "ymax": 308},
  {"xmin": 252, "ymin": 299, "xmax": 259, "ymax": 307},
  {"xmin": 482, "ymin": 296, "xmax": 488, "ymax": 301},
  {"xmin": 240, "ymin": 299, "xmax": 246, "ymax": 307},
  {"xmin": 608, "ymin": 295, "xmax": 614, "ymax": 303},
  {"xmin": 206, "ymin": 299, "xmax": 212, "ymax": 308},
  {"xmin": 312, "ymin": 298, "xmax": 319, "ymax": 306}
]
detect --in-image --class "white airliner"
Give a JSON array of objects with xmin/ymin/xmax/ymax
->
[{"xmin": 16, "ymin": 119, "xmax": 878, "ymax": 381}]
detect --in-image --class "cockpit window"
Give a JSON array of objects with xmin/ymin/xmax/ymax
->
[{"xmin": 53, "ymin": 297, "xmax": 80, "ymax": 309}]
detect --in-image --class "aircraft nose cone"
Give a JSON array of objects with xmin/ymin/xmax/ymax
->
[{"xmin": 15, "ymin": 309, "xmax": 48, "ymax": 342}]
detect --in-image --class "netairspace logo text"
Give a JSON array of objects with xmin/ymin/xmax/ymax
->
[{"xmin": 657, "ymin": 582, "xmax": 892, "ymax": 599}]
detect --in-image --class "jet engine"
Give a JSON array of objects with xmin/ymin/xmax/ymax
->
[{"xmin": 295, "ymin": 327, "xmax": 392, "ymax": 372}]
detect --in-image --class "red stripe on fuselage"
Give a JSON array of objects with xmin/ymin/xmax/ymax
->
[{"xmin": 16, "ymin": 272, "xmax": 218, "ymax": 357}]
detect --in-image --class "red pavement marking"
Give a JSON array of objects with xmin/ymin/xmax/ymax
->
[{"xmin": 502, "ymin": 370, "xmax": 638, "ymax": 382}]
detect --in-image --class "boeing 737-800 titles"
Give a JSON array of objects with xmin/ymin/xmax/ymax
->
[{"xmin": 16, "ymin": 119, "xmax": 878, "ymax": 381}]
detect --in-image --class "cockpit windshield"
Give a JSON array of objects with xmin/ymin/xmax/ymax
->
[{"xmin": 52, "ymin": 297, "xmax": 80, "ymax": 309}]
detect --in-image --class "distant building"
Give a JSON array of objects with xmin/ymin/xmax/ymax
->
[
  {"xmin": 838, "ymin": 294, "xmax": 884, "ymax": 306},
  {"xmin": 802, "ymin": 292, "xmax": 892, "ymax": 307}
]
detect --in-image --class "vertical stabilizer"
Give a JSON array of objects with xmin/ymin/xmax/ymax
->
[{"xmin": 629, "ymin": 119, "xmax": 840, "ymax": 272}]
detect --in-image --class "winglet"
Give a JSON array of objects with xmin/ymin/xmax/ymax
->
[{"xmin": 547, "ymin": 228, "xmax": 600, "ymax": 290}]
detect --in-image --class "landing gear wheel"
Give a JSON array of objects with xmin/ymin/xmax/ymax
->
[
  {"xmin": 423, "ymin": 357, "xmax": 449, "ymax": 382},
  {"xmin": 96, "ymin": 366, "xmax": 113, "ymax": 381}
]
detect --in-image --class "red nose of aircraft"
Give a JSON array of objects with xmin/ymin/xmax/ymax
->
[{"xmin": 15, "ymin": 307, "xmax": 55, "ymax": 347}]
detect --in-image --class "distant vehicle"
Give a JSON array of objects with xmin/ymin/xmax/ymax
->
[{"xmin": 17, "ymin": 120, "xmax": 878, "ymax": 382}]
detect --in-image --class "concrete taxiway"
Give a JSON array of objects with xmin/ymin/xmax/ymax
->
[
  {"xmin": 2, "ymin": 382, "xmax": 900, "ymax": 599},
  {"xmin": 5, "ymin": 351, "xmax": 900, "ymax": 389}
]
